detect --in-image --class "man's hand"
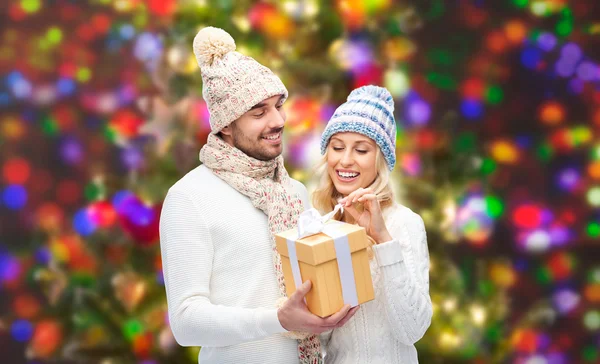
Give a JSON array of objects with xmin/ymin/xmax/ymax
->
[{"xmin": 277, "ymin": 281, "xmax": 360, "ymax": 334}]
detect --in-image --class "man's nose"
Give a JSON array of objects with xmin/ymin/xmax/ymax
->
[{"xmin": 268, "ymin": 108, "xmax": 285, "ymax": 129}]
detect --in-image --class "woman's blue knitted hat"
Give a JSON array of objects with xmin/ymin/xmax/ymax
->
[{"xmin": 320, "ymin": 85, "xmax": 397, "ymax": 170}]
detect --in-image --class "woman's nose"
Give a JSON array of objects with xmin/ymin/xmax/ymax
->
[{"xmin": 340, "ymin": 151, "xmax": 354, "ymax": 167}]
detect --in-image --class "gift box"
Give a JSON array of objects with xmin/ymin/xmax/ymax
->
[{"xmin": 275, "ymin": 209, "xmax": 375, "ymax": 317}]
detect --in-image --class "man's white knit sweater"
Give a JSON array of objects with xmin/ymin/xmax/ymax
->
[{"xmin": 159, "ymin": 164, "xmax": 309, "ymax": 364}]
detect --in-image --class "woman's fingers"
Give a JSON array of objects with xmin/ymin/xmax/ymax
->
[
  {"xmin": 343, "ymin": 188, "xmax": 372, "ymax": 205},
  {"xmin": 344, "ymin": 204, "xmax": 360, "ymax": 220},
  {"xmin": 357, "ymin": 194, "xmax": 379, "ymax": 212},
  {"xmin": 346, "ymin": 188, "xmax": 362, "ymax": 205},
  {"xmin": 353, "ymin": 188, "xmax": 373, "ymax": 203},
  {"xmin": 357, "ymin": 194, "xmax": 377, "ymax": 202},
  {"xmin": 341, "ymin": 192, "xmax": 356, "ymax": 206}
]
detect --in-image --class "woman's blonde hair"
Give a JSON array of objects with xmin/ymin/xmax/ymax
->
[{"xmin": 311, "ymin": 143, "xmax": 396, "ymax": 223}]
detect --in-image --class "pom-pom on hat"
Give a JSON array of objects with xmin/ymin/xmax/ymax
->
[
  {"xmin": 320, "ymin": 85, "xmax": 397, "ymax": 170},
  {"xmin": 193, "ymin": 27, "xmax": 288, "ymax": 134}
]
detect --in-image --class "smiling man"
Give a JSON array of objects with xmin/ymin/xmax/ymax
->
[
  {"xmin": 158, "ymin": 27, "xmax": 357, "ymax": 364},
  {"xmin": 220, "ymin": 94, "xmax": 286, "ymax": 161}
]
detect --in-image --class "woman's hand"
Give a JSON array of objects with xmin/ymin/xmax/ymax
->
[{"xmin": 339, "ymin": 188, "xmax": 392, "ymax": 244}]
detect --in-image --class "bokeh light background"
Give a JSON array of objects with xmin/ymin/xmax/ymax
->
[{"xmin": 2, "ymin": 0, "xmax": 600, "ymax": 363}]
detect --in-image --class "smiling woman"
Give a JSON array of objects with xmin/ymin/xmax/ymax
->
[
  {"xmin": 310, "ymin": 85, "xmax": 432, "ymax": 364},
  {"xmin": 327, "ymin": 133, "xmax": 378, "ymax": 194},
  {"xmin": 312, "ymin": 134, "xmax": 394, "ymax": 219},
  {"xmin": 312, "ymin": 85, "xmax": 398, "ymax": 217}
]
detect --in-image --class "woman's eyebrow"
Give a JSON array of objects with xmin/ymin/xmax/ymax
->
[{"xmin": 330, "ymin": 138, "xmax": 373, "ymax": 146}]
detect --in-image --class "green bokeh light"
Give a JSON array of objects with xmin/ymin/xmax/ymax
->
[
  {"xmin": 587, "ymin": 222, "xmax": 600, "ymax": 238},
  {"xmin": 47, "ymin": 27, "xmax": 63, "ymax": 44},
  {"xmin": 512, "ymin": 0, "xmax": 528, "ymax": 8},
  {"xmin": 485, "ymin": 85, "xmax": 504, "ymax": 105},
  {"xmin": 481, "ymin": 158, "xmax": 497, "ymax": 175},
  {"xmin": 485, "ymin": 196, "xmax": 504, "ymax": 218},
  {"xmin": 21, "ymin": 0, "xmax": 41, "ymax": 13},
  {"xmin": 123, "ymin": 319, "xmax": 144, "ymax": 341}
]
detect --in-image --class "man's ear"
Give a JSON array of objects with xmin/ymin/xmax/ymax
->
[{"xmin": 220, "ymin": 125, "xmax": 232, "ymax": 136}]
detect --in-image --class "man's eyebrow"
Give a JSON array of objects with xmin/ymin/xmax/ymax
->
[
  {"xmin": 250, "ymin": 102, "xmax": 266, "ymax": 110},
  {"xmin": 249, "ymin": 96, "xmax": 285, "ymax": 110}
]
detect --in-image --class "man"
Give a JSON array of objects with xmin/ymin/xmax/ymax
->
[{"xmin": 159, "ymin": 27, "xmax": 357, "ymax": 364}]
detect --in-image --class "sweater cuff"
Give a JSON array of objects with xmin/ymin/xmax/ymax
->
[
  {"xmin": 372, "ymin": 239, "xmax": 405, "ymax": 267},
  {"xmin": 257, "ymin": 308, "xmax": 287, "ymax": 335}
]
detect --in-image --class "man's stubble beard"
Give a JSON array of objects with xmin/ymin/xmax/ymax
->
[{"xmin": 230, "ymin": 124, "xmax": 283, "ymax": 161}]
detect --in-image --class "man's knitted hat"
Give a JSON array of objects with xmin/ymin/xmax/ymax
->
[
  {"xmin": 192, "ymin": 27, "xmax": 288, "ymax": 134},
  {"xmin": 320, "ymin": 85, "xmax": 397, "ymax": 170}
]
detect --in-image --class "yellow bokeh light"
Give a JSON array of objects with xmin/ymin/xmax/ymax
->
[
  {"xmin": 471, "ymin": 304, "xmax": 486, "ymax": 326},
  {"xmin": 50, "ymin": 240, "xmax": 70, "ymax": 263},
  {"xmin": 439, "ymin": 329, "xmax": 462, "ymax": 348},
  {"xmin": 2, "ymin": 116, "xmax": 26, "ymax": 139},
  {"xmin": 490, "ymin": 140, "xmax": 519, "ymax": 164},
  {"xmin": 490, "ymin": 262, "xmax": 516, "ymax": 288},
  {"xmin": 442, "ymin": 297, "xmax": 457, "ymax": 312}
]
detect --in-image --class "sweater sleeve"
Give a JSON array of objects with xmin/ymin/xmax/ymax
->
[
  {"xmin": 370, "ymin": 211, "xmax": 432, "ymax": 345},
  {"xmin": 159, "ymin": 189, "xmax": 286, "ymax": 348}
]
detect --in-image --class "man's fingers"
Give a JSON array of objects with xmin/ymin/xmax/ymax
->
[
  {"xmin": 291, "ymin": 280, "xmax": 311, "ymax": 301},
  {"xmin": 321, "ymin": 304, "xmax": 351, "ymax": 327},
  {"xmin": 297, "ymin": 304, "xmax": 359, "ymax": 334},
  {"xmin": 336, "ymin": 306, "xmax": 360, "ymax": 328}
]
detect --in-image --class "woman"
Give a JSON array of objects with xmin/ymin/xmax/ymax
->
[{"xmin": 312, "ymin": 85, "xmax": 432, "ymax": 363}]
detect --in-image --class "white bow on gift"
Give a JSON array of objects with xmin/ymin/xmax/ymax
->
[
  {"xmin": 297, "ymin": 203, "xmax": 344, "ymax": 239},
  {"xmin": 287, "ymin": 203, "xmax": 359, "ymax": 307}
]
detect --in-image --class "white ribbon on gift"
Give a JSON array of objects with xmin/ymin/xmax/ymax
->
[{"xmin": 285, "ymin": 204, "xmax": 359, "ymax": 307}]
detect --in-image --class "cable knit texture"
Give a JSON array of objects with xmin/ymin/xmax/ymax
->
[
  {"xmin": 320, "ymin": 203, "xmax": 432, "ymax": 363},
  {"xmin": 159, "ymin": 164, "xmax": 316, "ymax": 363},
  {"xmin": 198, "ymin": 134, "xmax": 321, "ymax": 362}
]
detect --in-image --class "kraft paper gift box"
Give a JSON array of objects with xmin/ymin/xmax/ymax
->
[{"xmin": 275, "ymin": 207, "xmax": 375, "ymax": 318}]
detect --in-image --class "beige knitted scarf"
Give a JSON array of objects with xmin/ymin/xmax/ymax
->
[{"xmin": 199, "ymin": 133, "xmax": 322, "ymax": 363}]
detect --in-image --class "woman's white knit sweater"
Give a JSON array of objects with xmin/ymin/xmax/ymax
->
[
  {"xmin": 158, "ymin": 165, "xmax": 310, "ymax": 364},
  {"xmin": 321, "ymin": 202, "xmax": 432, "ymax": 364}
]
